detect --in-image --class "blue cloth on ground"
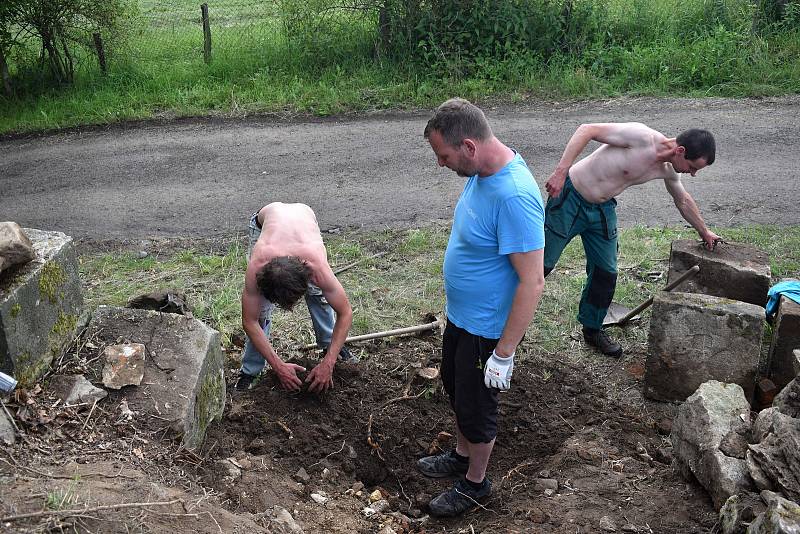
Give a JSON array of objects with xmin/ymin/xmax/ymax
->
[{"xmin": 766, "ymin": 280, "xmax": 800, "ymax": 321}]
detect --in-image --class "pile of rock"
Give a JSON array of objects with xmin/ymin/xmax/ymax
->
[
  {"xmin": 0, "ymin": 224, "xmax": 226, "ymax": 451},
  {"xmin": 646, "ymin": 240, "xmax": 800, "ymax": 531}
]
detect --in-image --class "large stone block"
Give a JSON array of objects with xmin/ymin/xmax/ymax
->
[
  {"xmin": 86, "ymin": 306, "xmax": 225, "ymax": 449},
  {"xmin": 0, "ymin": 229, "xmax": 83, "ymax": 386},
  {"xmin": 668, "ymin": 240, "xmax": 771, "ymax": 307},
  {"xmin": 671, "ymin": 381, "xmax": 754, "ymax": 510},
  {"xmin": 644, "ymin": 292, "xmax": 764, "ymax": 402},
  {"xmin": 768, "ymin": 296, "xmax": 800, "ymax": 389}
]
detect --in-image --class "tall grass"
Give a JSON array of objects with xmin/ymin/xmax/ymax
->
[{"xmin": 1, "ymin": 0, "xmax": 798, "ymax": 134}]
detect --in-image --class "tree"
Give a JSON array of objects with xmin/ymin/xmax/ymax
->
[{"xmin": 0, "ymin": 0, "xmax": 131, "ymax": 87}]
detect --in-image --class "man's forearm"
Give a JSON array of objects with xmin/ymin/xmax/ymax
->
[
  {"xmin": 496, "ymin": 279, "xmax": 544, "ymax": 356},
  {"xmin": 243, "ymin": 321, "xmax": 281, "ymax": 369},
  {"xmin": 676, "ymin": 194, "xmax": 711, "ymax": 237},
  {"xmin": 555, "ymin": 125, "xmax": 594, "ymax": 172}
]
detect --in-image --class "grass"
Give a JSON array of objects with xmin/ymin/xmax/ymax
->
[
  {"xmin": 1, "ymin": 0, "xmax": 798, "ymax": 134},
  {"xmin": 79, "ymin": 224, "xmax": 800, "ymax": 366}
]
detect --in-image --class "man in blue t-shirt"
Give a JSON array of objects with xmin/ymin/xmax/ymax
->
[{"xmin": 418, "ymin": 98, "xmax": 545, "ymax": 517}]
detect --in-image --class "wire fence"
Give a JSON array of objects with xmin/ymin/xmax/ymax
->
[{"xmin": 127, "ymin": 0, "xmax": 284, "ymax": 65}]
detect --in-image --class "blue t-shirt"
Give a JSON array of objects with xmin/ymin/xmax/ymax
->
[{"xmin": 443, "ymin": 153, "xmax": 545, "ymax": 339}]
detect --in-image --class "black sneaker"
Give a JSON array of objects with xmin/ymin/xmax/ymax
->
[
  {"xmin": 583, "ymin": 327, "xmax": 623, "ymax": 358},
  {"xmin": 234, "ymin": 373, "xmax": 256, "ymax": 391},
  {"xmin": 428, "ymin": 478, "xmax": 492, "ymax": 517},
  {"xmin": 417, "ymin": 449, "xmax": 469, "ymax": 478}
]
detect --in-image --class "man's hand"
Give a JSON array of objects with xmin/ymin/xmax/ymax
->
[
  {"xmin": 700, "ymin": 230, "xmax": 723, "ymax": 251},
  {"xmin": 484, "ymin": 350, "xmax": 515, "ymax": 390},
  {"xmin": 305, "ymin": 360, "xmax": 334, "ymax": 394},
  {"xmin": 275, "ymin": 362, "xmax": 306, "ymax": 391},
  {"xmin": 545, "ymin": 169, "xmax": 568, "ymax": 198}
]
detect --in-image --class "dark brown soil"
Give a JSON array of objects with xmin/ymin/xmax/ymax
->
[
  {"xmin": 1, "ymin": 327, "xmax": 718, "ymax": 533},
  {"xmin": 196, "ymin": 333, "xmax": 717, "ymax": 533}
]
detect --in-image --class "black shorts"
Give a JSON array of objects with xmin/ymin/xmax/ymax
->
[{"xmin": 441, "ymin": 319, "xmax": 499, "ymax": 444}]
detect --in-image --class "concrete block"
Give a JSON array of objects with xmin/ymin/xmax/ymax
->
[
  {"xmin": 87, "ymin": 306, "xmax": 225, "ymax": 450},
  {"xmin": 0, "ymin": 229, "xmax": 83, "ymax": 387},
  {"xmin": 668, "ymin": 239, "xmax": 771, "ymax": 307},
  {"xmin": 768, "ymin": 296, "xmax": 800, "ymax": 389},
  {"xmin": 644, "ymin": 291, "xmax": 764, "ymax": 402}
]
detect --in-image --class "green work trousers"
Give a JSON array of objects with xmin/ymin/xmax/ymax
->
[{"xmin": 543, "ymin": 177, "xmax": 618, "ymax": 330}]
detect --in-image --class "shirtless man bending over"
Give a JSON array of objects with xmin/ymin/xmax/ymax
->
[
  {"xmin": 237, "ymin": 202, "xmax": 353, "ymax": 393},
  {"xmin": 543, "ymin": 122, "xmax": 721, "ymax": 358}
]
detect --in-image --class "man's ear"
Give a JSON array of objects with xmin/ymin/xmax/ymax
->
[
  {"xmin": 675, "ymin": 145, "xmax": 686, "ymax": 156},
  {"xmin": 462, "ymin": 138, "xmax": 477, "ymax": 157}
]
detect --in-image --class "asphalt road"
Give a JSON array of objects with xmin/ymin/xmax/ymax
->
[{"xmin": 2, "ymin": 96, "xmax": 798, "ymax": 242}]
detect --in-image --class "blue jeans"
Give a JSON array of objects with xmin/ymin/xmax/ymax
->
[{"xmin": 240, "ymin": 212, "xmax": 336, "ymax": 377}]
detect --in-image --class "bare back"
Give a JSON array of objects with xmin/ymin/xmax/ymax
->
[
  {"xmin": 248, "ymin": 202, "xmax": 329, "ymax": 287},
  {"xmin": 569, "ymin": 123, "xmax": 677, "ymax": 203}
]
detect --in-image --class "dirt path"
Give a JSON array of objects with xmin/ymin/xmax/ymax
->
[{"xmin": 2, "ymin": 96, "xmax": 798, "ymax": 241}]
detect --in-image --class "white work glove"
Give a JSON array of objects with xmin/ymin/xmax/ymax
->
[{"xmin": 484, "ymin": 350, "xmax": 514, "ymax": 390}]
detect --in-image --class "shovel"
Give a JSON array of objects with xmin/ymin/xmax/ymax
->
[{"xmin": 603, "ymin": 265, "xmax": 700, "ymax": 327}]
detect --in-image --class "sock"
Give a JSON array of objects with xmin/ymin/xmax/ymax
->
[
  {"xmin": 464, "ymin": 477, "xmax": 485, "ymax": 490},
  {"xmin": 450, "ymin": 450, "xmax": 469, "ymax": 464}
]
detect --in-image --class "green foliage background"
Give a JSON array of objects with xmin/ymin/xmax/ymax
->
[{"xmin": 1, "ymin": 0, "xmax": 799, "ymax": 133}]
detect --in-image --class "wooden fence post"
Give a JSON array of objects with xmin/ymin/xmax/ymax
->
[
  {"xmin": 201, "ymin": 3, "xmax": 212, "ymax": 64},
  {"xmin": 92, "ymin": 32, "xmax": 107, "ymax": 74}
]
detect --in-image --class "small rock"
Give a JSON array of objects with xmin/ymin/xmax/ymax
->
[
  {"xmin": 351, "ymin": 481, "xmax": 364, "ymax": 492},
  {"xmin": 538, "ymin": 469, "xmax": 551, "ymax": 478},
  {"xmin": 621, "ymin": 525, "xmax": 638, "ymax": 532},
  {"xmin": 599, "ymin": 515, "xmax": 618, "ymax": 531},
  {"xmin": 310, "ymin": 492, "xmax": 328, "ymax": 504},
  {"xmin": 414, "ymin": 493, "xmax": 431, "ymax": 508},
  {"xmin": 347, "ymin": 445, "xmax": 358, "ymax": 459},
  {"xmin": 271, "ymin": 506, "xmax": 304, "ymax": 534},
  {"xmin": 528, "ymin": 508, "xmax": 548, "ymax": 523},
  {"xmin": 237, "ymin": 457, "xmax": 252, "ymax": 470},
  {"xmin": 50, "ymin": 375, "xmax": 107, "ymax": 405},
  {"xmin": 0, "ymin": 222, "xmax": 36, "ymax": 274},
  {"xmin": 321, "ymin": 467, "xmax": 331, "ymax": 479},
  {"xmin": 543, "ymin": 488, "xmax": 555, "ymax": 497},
  {"xmin": 377, "ymin": 526, "xmax": 397, "ymax": 534},
  {"xmin": 363, "ymin": 499, "xmax": 390, "ymax": 517},
  {"xmin": 369, "ymin": 489, "xmax": 383, "ymax": 503},
  {"xmin": 0, "ymin": 409, "xmax": 16, "ymax": 445},
  {"xmin": 534, "ymin": 478, "xmax": 559, "ymax": 492},
  {"xmin": 102, "ymin": 343, "xmax": 146, "ymax": 389},
  {"xmin": 295, "ymin": 467, "xmax": 311, "ymax": 483}
]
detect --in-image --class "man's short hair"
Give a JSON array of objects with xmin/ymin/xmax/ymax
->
[
  {"xmin": 423, "ymin": 97, "xmax": 492, "ymax": 147},
  {"xmin": 677, "ymin": 129, "xmax": 715, "ymax": 164},
  {"xmin": 256, "ymin": 256, "xmax": 311, "ymax": 310}
]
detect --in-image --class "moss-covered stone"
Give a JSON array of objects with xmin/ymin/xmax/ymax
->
[
  {"xmin": 195, "ymin": 369, "xmax": 224, "ymax": 440},
  {"xmin": 15, "ymin": 351, "xmax": 50, "ymax": 388},
  {"xmin": 9, "ymin": 303, "xmax": 21, "ymax": 318},
  {"xmin": 38, "ymin": 262, "xmax": 67, "ymax": 304}
]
